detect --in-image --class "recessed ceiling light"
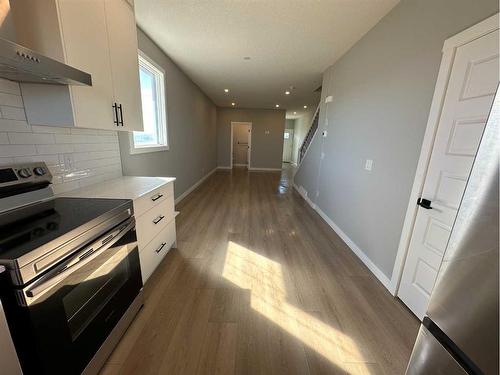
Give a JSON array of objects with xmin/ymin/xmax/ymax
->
[
  {"xmin": 231, "ymin": 102, "xmax": 236, "ymax": 106},
  {"xmin": 303, "ymin": 105, "xmax": 308, "ymax": 109},
  {"xmin": 285, "ymin": 91, "xmax": 290, "ymax": 95},
  {"xmin": 293, "ymin": 111, "xmax": 297, "ymax": 115},
  {"xmin": 243, "ymin": 56, "xmax": 251, "ymax": 60},
  {"xmin": 275, "ymin": 104, "xmax": 280, "ymax": 108},
  {"xmin": 224, "ymin": 88, "xmax": 229, "ymax": 93}
]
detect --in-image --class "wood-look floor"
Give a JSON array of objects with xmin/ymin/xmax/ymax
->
[{"xmin": 101, "ymin": 165, "xmax": 419, "ymax": 375}]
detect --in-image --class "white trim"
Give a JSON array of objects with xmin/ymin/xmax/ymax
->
[
  {"xmin": 443, "ymin": 13, "xmax": 499, "ymax": 52},
  {"xmin": 389, "ymin": 13, "xmax": 500, "ymax": 296},
  {"xmin": 129, "ymin": 145, "xmax": 169, "ymax": 155},
  {"xmin": 248, "ymin": 167, "xmax": 282, "ymax": 172},
  {"xmin": 130, "ymin": 49, "xmax": 169, "ymax": 154},
  {"xmin": 174, "ymin": 167, "xmax": 217, "ymax": 204},
  {"xmin": 293, "ymin": 184, "xmax": 392, "ymax": 290},
  {"xmin": 230, "ymin": 122, "xmax": 252, "ymax": 169},
  {"xmin": 217, "ymin": 166, "xmax": 232, "ymax": 170}
]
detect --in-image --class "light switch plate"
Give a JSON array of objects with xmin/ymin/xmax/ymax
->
[
  {"xmin": 322, "ymin": 130, "xmax": 328, "ymax": 138},
  {"xmin": 325, "ymin": 95, "xmax": 333, "ymax": 103},
  {"xmin": 365, "ymin": 159, "xmax": 373, "ymax": 171}
]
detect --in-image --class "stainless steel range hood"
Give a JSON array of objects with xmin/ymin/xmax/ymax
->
[{"xmin": 0, "ymin": 37, "xmax": 91, "ymax": 86}]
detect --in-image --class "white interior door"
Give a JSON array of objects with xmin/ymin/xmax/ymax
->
[
  {"xmin": 232, "ymin": 123, "xmax": 251, "ymax": 167},
  {"xmin": 398, "ymin": 29, "xmax": 499, "ymax": 319},
  {"xmin": 282, "ymin": 129, "xmax": 294, "ymax": 162}
]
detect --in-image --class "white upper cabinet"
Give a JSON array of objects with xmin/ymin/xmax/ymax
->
[
  {"xmin": 57, "ymin": 0, "xmax": 115, "ymax": 130},
  {"xmin": 104, "ymin": 0, "xmax": 143, "ymax": 132},
  {"xmin": 10, "ymin": 0, "xmax": 143, "ymax": 132}
]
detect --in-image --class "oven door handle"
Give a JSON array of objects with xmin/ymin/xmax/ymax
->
[{"xmin": 24, "ymin": 218, "xmax": 135, "ymax": 301}]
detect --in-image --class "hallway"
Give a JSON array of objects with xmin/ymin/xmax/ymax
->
[{"xmin": 102, "ymin": 168, "xmax": 419, "ymax": 375}]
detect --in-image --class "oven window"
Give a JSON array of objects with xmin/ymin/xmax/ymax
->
[{"xmin": 63, "ymin": 247, "xmax": 130, "ymax": 341}]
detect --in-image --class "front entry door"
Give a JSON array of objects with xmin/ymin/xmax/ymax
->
[{"xmin": 398, "ymin": 29, "xmax": 499, "ymax": 319}]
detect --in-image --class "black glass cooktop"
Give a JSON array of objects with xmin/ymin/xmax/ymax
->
[{"xmin": 0, "ymin": 197, "xmax": 131, "ymax": 261}]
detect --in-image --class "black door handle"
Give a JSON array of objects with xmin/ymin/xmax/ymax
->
[
  {"xmin": 112, "ymin": 103, "xmax": 119, "ymax": 126},
  {"xmin": 118, "ymin": 104, "xmax": 124, "ymax": 126},
  {"xmin": 417, "ymin": 198, "xmax": 432, "ymax": 209}
]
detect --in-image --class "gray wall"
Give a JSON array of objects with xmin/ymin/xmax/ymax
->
[
  {"xmin": 285, "ymin": 119, "xmax": 295, "ymax": 130},
  {"xmin": 119, "ymin": 29, "xmax": 217, "ymax": 199},
  {"xmin": 294, "ymin": 0, "xmax": 498, "ymax": 279},
  {"xmin": 217, "ymin": 108, "xmax": 286, "ymax": 169}
]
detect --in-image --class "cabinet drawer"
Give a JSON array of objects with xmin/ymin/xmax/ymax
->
[
  {"xmin": 136, "ymin": 197, "xmax": 174, "ymax": 247},
  {"xmin": 134, "ymin": 182, "xmax": 174, "ymax": 218},
  {"xmin": 139, "ymin": 219, "xmax": 176, "ymax": 283}
]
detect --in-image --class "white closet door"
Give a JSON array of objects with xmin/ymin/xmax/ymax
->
[{"xmin": 398, "ymin": 29, "xmax": 499, "ymax": 319}]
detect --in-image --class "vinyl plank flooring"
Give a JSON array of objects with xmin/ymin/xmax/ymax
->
[{"xmin": 102, "ymin": 165, "xmax": 419, "ymax": 375}]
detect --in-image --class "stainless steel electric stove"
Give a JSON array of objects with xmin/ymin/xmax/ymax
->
[{"xmin": 0, "ymin": 162, "xmax": 143, "ymax": 375}]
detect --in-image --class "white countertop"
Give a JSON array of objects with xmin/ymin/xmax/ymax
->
[{"xmin": 62, "ymin": 176, "xmax": 176, "ymax": 200}]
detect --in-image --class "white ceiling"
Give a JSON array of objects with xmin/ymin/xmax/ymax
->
[{"xmin": 135, "ymin": 0, "xmax": 399, "ymax": 117}]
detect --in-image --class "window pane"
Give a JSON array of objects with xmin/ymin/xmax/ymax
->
[{"xmin": 134, "ymin": 65, "xmax": 159, "ymax": 146}]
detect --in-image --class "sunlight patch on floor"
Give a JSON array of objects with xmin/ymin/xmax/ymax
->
[{"xmin": 222, "ymin": 241, "xmax": 370, "ymax": 373}]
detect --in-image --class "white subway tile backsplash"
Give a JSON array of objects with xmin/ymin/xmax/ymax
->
[
  {"xmin": 0, "ymin": 119, "xmax": 31, "ymax": 132},
  {"xmin": 31, "ymin": 125, "xmax": 71, "ymax": 134},
  {"xmin": 0, "ymin": 80, "xmax": 123, "ymax": 193},
  {"xmin": 0, "ymin": 144, "xmax": 37, "ymax": 157},
  {"xmin": 0, "ymin": 92, "xmax": 23, "ymax": 108},
  {"xmin": 0, "ymin": 157, "xmax": 13, "ymax": 166},
  {"xmin": 36, "ymin": 144, "xmax": 75, "ymax": 154},
  {"xmin": 73, "ymin": 143, "xmax": 118, "ymax": 152},
  {"xmin": 14, "ymin": 154, "xmax": 61, "ymax": 166},
  {"xmin": 0, "ymin": 106, "xmax": 27, "ymax": 121},
  {"xmin": 0, "ymin": 133, "xmax": 8, "ymax": 144},
  {"xmin": 0, "ymin": 79, "xmax": 21, "ymax": 95},
  {"xmin": 8, "ymin": 132, "xmax": 55, "ymax": 145}
]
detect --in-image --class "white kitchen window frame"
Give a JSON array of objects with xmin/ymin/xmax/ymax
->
[{"xmin": 129, "ymin": 50, "xmax": 168, "ymax": 154}]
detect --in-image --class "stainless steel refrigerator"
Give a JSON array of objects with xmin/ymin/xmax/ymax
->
[{"xmin": 406, "ymin": 87, "xmax": 499, "ymax": 375}]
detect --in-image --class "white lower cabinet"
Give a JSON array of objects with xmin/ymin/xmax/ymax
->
[
  {"xmin": 133, "ymin": 182, "xmax": 176, "ymax": 283},
  {"xmin": 139, "ymin": 219, "xmax": 176, "ymax": 283},
  {"xmin": 63, "ymin": 176, "xmax": 177, "ymax": 284}
]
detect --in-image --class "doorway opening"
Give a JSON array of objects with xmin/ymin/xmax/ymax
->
[
  {"xmin": 230, "ymin": 122, "xmax": 252, "ymax": 169},
  {"xmin": 282, "ymin": 128, "xmax": 294, "ymax": 163}
]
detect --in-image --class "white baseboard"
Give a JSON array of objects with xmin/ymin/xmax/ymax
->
[
  {"xmin": 217, "ymin": 166, "xmax": 232, "ymax": 170},
  {"xmin": 175, "ymin": 167, "xmax": 217, "ymax": 204},
  {"xmin": 248, "ymin": 167, "xmax": 282, "ymax": 172},
  {"xmin": 292, "ymin": 184, "xmax": 392, "ymax": 291}
]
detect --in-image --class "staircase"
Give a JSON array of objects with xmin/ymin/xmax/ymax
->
[{"xmin": 299, "ymin": 105, "xmax": 320, "ymax": 163}]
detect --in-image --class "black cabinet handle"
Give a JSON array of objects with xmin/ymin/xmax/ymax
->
[
  {"xmin": 153, "ymin": 215, "xmax": 165, "ymax": 224},
  {"xmin": 112, "ymin": 103, "xmax": 119, "ymax": 126},
  {"xmin": 151, "ymin": 193, "xmax": 163, "ymax": 202},
  {"xmin": 118, "ymin": 104, "xmax": 124, "ymax": 126},
  {"xmin": 417, "ymin": 198, "xmax": 432, "ymax": 209},
  {"xmin": 155, "ymin": 242, "xmax": 167, "ymax": 253}
]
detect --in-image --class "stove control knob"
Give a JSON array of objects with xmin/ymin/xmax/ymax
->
[
  {"xmin": 33, "ymin": 167, "xmax": 46, "ymax": 176},
  {"xmin": 18, "ymin": 168, "xmax": 32, "ymax": 178}
]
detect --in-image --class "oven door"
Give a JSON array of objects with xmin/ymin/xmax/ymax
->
[{"xmin": 12, "ymin": 217, "xmax": 142, "ymax": 375}]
